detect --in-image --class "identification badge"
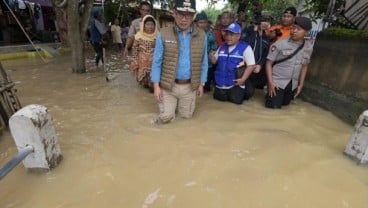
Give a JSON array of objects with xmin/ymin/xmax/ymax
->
[
  {"xmin": 282, "ymin": 50, "xmax": 293, "ymax": 56},
  {"xmin": 165, "ymin": 40, "xmax": 177, "ymax": 44}
]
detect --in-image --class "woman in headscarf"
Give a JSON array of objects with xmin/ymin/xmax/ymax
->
[{"xmin": 130, "ymin": 15, "xmax": 159, "ymax": 92}]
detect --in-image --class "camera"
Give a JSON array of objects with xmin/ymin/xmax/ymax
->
[
  {"xmin": 251, "ymin": 0, "xmax": 263, "ymax": 25},
  {"xmin": 274, "ymin": 28, "xmax": 282, "ymax": 37}
]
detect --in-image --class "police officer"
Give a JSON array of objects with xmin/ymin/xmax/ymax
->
[{"xmin": 265, "ymin": 16, "xmax": 313, "ymax": 109}]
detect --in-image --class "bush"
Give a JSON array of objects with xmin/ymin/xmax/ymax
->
[{"xmin": 318, "ymin": 27, "xmax": 368, "ymax": 41}]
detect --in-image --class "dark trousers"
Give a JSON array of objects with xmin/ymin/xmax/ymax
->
[
  {"xmin": 91, "ymin": 42, "xmax": 104, "ymax": 66},
  {"xmin": 244, "ymin": 80, "xmax": 255, "ymax": 100},
  {"xmin": 249, "ymin": 69, "xmax": 267, "ymax": 89},
  {"xmin": 265, "ymin": 81, "xmax": 295, "ymax": 109},
  {"xmin": 213, "ymin": 86, "xmax": 245, "ymax": 105}
]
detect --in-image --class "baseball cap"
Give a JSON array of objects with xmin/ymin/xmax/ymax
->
[
  {"xmin": 223, "ymin": 23, "xmax": 242, "ymax": 34},
  {"xmin": 294, "ymin": 16, "xmax": 312, "ymax": 30}
]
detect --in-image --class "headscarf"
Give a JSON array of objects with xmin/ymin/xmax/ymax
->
[{"xmin": 134, "ymin": 15, "xmax": 159, "ymax": 41}]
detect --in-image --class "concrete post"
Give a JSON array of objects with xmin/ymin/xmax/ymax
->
[
  {"xmin": 9, "ymin": 104, "xmax": 63, "ymax": 171},
  {"xmin": 344, "ymin": 110, "xmax": 368, "ymax": 164}
]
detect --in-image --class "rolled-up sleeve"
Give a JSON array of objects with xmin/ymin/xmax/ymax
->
[
  {"xmin": 151, "ymin": 33, "xmax": 164, "ymax": 83},
  {"xmin": 200, "ymin": 36, "xmax": 208, "ymax": 84}
]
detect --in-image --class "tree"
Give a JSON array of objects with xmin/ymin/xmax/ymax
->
[
  {"xmin": 52, "ymin": 0, "xmax": 224, "ymax": 74},
  {"xmin": 53, "ymin": 0, "xmax": 94, "ymax": 73},
  {"xmin": 221, "ymin": 0, "xmax": 298, "ymax": 24}
]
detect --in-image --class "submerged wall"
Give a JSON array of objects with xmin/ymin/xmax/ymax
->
[{"xmin": 301, "ymin": 36, "xmax": 368, "ymax": 124}]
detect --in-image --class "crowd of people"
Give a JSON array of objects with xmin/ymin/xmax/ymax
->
[{"xmin": 88, "ymin": 0, "xmax": 314, "ymax": 124}]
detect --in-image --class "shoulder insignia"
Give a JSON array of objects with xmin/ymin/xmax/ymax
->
[{"xmin": 271, "ymin": 45, "xmax": 276, "ymax": 52}]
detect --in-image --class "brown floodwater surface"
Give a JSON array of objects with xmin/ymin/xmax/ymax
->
[{"xmin": 0, "ymin": 53, "xmax": 367, "ymax": 208}]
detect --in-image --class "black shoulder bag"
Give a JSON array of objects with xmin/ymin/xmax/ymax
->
[
  {"xmin": 272, "ymin": 40, "xmax": 305, "ymax": 67},
  {"xmin": 235, "ymin": 41, "xmax": 305, "ymax": 78}
]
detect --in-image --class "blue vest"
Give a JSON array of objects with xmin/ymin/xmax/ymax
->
[{"xmin": 215, "ymin": 41, "xmax": 249, "ymax": 87}]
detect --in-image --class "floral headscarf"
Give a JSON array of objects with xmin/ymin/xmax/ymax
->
[{"xmin": 134, "ymin": 15, "xmax": 159, "ymax": 41}]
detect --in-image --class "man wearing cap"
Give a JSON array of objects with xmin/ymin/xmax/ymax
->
[
  {"xmin": 123, "ymin": 1, "xmax": 152, "ymax": 58},
  {"xmin": 265, "ymin": 16, "xmax": 313, "ymax": 109},
  {"xmin": 209, "ymin": 23, "xmax": 256, "ymax": 104},
  {"xmin": 195, "ymin": 11, "xmax": 217, "ymax": 92},
  {"xmin": 150, "ymin": 0, "xmax": 208, "ymax": 124},
  {"xmin": 267, "ymin": 6, "xmax": 297, "ymax": 43}
]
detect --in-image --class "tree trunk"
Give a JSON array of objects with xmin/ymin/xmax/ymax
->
[
  {"xmin": 66, "ymin": 0, "xmax": 94, "ymax": 73},
  {"xmin": 54, "ymin": 7, "xmax": 68, "ymax": 46},
  {"xmin": 67, "ymin": 1, "xmax": 85, "ymax": 73}
]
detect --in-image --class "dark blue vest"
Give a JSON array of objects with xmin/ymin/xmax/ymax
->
[{"xmin": 215, "ymin": 41, "xmax": 249, "ymax": 87}]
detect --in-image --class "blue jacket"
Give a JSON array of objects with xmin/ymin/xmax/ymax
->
[
  {"xmin": 215, "ymin": 41, "xmax": 249, "ymax": 87},
  {"xmin": 89, "ymin": 19, "xmax": 106, "ymax": 43}
]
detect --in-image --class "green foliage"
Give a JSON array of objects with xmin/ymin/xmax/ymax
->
[
  {"xmin": 318, "ymin": 27, "xmax": 368, "ymax": 40},
  {"xmin": 103, "ymin": 1, "xmax": 120, "ymax": 23},
  {"xmin": 304, "ymin": 0, "xmax": 329, "ymax": 18},
  {"xmin": 202, "ymin": 8, "xmax": 222, "ymax": 24},
  {"xmin": 226, "ymin": 0, "xmax": 297, "ymax": 25},
  {"xmin": 261, "ymin": 0, "xmax": 297, "ymax": 24}
]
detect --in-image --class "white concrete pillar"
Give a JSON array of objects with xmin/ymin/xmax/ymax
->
[
  {"xmin": 9, "ymin": 104, "xmax": 62, "ymax": 171},
  {"xmin": 344, "ymin": 110, "xmax": 368, "ymax": 164}
]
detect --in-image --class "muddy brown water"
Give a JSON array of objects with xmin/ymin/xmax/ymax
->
[{"xmin": 0, "ymin": 52, "xmax": 367, "ymax": 208}]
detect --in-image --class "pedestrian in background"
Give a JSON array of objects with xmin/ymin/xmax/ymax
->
[
  {"xmin": 123, "ymin": 1, "xmax": 152, "ymax": 58},
  {"xmin": 130, "ymin": 15, "xmax": 159, "ymax": 92},
  {"xmin": 89, "ymin": 11, "xmax": 107, "ymax": 67},
  {"xmin": 110, "ymin": 18, "xmax": 122, "ymax": 52},
  {"xmin": 195, "ymin": 11, "xmax": 217, "ymax": 92},
  {"xmin": 267, "ymin": 6, "xmax": 297, "ymax": 44}
]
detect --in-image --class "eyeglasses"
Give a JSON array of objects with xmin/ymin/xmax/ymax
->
[{"xmin": 176, "ymin": 11, "xmax": 194, "ymax": 20}]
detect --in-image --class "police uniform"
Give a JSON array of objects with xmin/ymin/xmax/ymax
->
[
  {"xmin": 269, "ymin": 39, "xmax": 312, "ymax": 89},
  {"xmin": 265, "ymin": 38, "xmax": 313, "ymax": 108},
  {"xmin": 127, "ymin": 18, "xmax": 142, "ymax": 38},
  {"xmin": 264, "ymin": 16, "xmax": 313, "ymax": 108}
]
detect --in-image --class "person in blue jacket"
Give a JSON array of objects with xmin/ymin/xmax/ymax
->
[
  {"xmin": 88, "ymin": 11, "xmax": 107, "ymax": 67},
  {"xmin": 209, "ymin": 23, "xmax": 256, "ymax": 104}
]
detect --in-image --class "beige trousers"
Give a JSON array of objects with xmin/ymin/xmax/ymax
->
[{"xmin": 158, "ymin": 83, "xmax": 197, "ymax": 123}]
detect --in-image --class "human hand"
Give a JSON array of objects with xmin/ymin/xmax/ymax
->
[
  {"xmin": 233, "ymin": 78, "xmax": 245, "ymax": 86},
  {"xmin": 197, "ymin": 85, "xmax": 204, "ymax": 97},
  {"xmin": 208, "ymin": 50, "xmax": 216, "ymax": 64},
  {"xmin": 153, "ymin": 85, "xmax": 163, "ymax": 103},
  {"xmin": 267, "ymin": 81, "xmax": 278, "ymax": 97},
  {"xmin": 294, "ymin": 85, "xmax": 303, "ymax": 98}
]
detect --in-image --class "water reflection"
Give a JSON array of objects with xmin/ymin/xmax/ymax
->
[{"xmin": 0, "ymin": 53, "xmax": 367, "ymax": 208}]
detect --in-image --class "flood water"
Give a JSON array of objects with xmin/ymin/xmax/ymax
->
[{"xmin": 0, "ymin": 51, "xmax": 367, "ymax": 208}]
